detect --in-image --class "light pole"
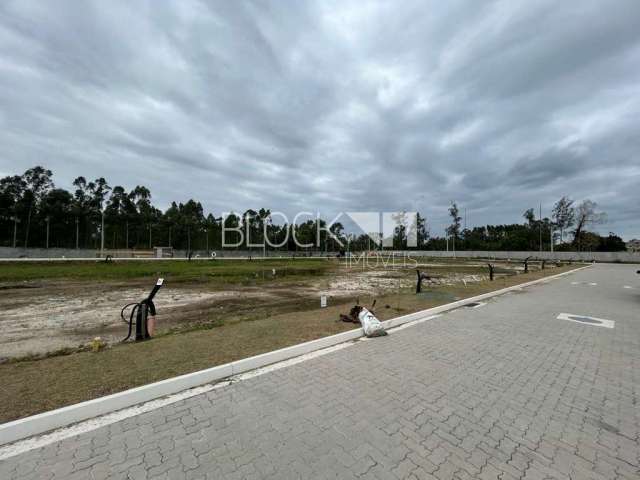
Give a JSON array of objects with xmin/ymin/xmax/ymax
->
[
  {"xmin": 100, "ymin": 210, "xmax": 105, "ymax": 257},
  {"xmin": 75, "ymin": 217, "xmax": 79, "ymax": 249},
  {"xmin": 45, "ymin": 216, "xmax": 50, "ymax": 249},
  {"xmin": 12, "ymin": 216, "xmax": 19, "ymax": 248},
  {"xmin": 539, "ymin": 203, "xmax": 542, "ymax": 252},
  {"xmin": 263, "ymin": 216, "xmax": 270, "ymax": 258}
]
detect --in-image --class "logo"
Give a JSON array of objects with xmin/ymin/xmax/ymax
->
[{"xmin": 220, "ymin": 211, "xmax": 418, "ymax": 248}]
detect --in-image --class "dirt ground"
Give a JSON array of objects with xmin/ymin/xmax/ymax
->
[
  {"xmin": 0, "ymin": 284, "xmax": 240, "ymax": 358},
  {"xmin": 0, "ymin": 260, "xmax": 508, "ymax": 359}
]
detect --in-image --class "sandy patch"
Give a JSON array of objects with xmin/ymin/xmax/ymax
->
[{"xmin": 0, "ymin": 287, "xmax": 252, "ymax": 359}]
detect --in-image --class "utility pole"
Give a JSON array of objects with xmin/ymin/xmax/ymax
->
[
  {"xmin": 550, "ymin": 227, "xmax": 554, "ymax": 253},
  {"xmin": 539, "ymin": 203, "xmax": 542, "ymax": 252},
  {"xmin": 45, "ymin": 216, "xmax": 50, "ymax": 249},
  {"xmin": 100, "ymin": 210, "xmax": 105, "ymax": 257},
  {"xmin": 75, "ymin": 217, "xmax": 79, "ymax": 249},
  {"xmin": 12, "ymin": 216, "xmax": 19, "ymax": 248}
]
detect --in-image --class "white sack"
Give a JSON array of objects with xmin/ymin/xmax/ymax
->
[{"xmin": 358, "ymin": 308, "xmax": 388, "ymax": 337}]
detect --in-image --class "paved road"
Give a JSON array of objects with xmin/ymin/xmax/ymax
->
[{"xmin": 1, "ymin": 264, "xmax": 639, "ymax": 479}]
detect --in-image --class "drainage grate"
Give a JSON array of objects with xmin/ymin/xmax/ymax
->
[
  {"xmin": 567, "ymin": 315, "xmax": 602, "ymax": 325},
  {"xmin": 557, "ymin": 313, "xmax": 615, "ymax": 329},
  {"xmin": 462, "ymin": 301, "xmax": 486, "ymax": 309}
]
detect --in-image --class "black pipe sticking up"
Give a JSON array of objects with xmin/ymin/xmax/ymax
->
[
  {"xmin": 487, "ymin": 263, "xmax": 494, "ymax": 281},
  {"xmin": 122, "ymin": 278, "xmax": 164, "ymax": 342},
  {"xmin": 416, "ymin": 269, "xmax": 432, "ymax": 293},
  {"xmin": 524, "ymin": 256, "xmax": 532, "ymax": 274}
]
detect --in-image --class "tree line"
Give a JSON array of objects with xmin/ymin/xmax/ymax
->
[
  {"xmin": 439, "ymin": 198, "xmax": 624, "ymax": 252},
  {"xmin": 0, "ymin": 166, "xmax": 627, "ymax": 252}
]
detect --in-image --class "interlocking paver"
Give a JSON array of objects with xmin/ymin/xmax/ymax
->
[{"xmin": 1, "ymin": 264, "xmax": 639, "ymax": 479}]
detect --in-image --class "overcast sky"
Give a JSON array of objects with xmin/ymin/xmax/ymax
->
[{"xmin": 1, "ymin": 0, "xmax": 639, "ymax": 238}]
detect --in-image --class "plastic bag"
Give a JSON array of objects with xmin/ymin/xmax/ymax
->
[{"xmin": 358, "ymin": 308, "xmax": 388, "ymax": 337}]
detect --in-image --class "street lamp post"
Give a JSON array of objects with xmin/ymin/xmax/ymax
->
[
  {"xmin": 45, "ymin": 216, "xmax": 50, "ymax": 249},
  {"xmin": 12, "ymin": 216, "xmax": 19, "ymax": 248},
  {"xmin": 100, "ymin": 210, "xmax": 105, "ymax": 257}
]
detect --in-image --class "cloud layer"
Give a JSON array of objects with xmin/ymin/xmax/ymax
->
[{"xmin": 1, "ymin": 0, "xmax": 639, "ymax": 238}]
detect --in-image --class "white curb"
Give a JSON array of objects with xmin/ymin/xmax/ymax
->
[{"xmin": 0, "ymin": 264, "xmax": 590, "ymax": 447}]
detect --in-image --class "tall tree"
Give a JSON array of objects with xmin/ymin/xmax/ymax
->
[
  {"xmin": 523, "ymin": 208, "xmax": 535, "ymax": 226},
  {"xmin": 22, "ymin": 166, "xmax": 53, "ymax": 247},
  {"xmin": 551, "ymin": 196, "xmax": 575, "ymax": 243},
  {"xmin": 0, "ymin": 175, "xmax": 26, "ymax": 247},
  {"xmin": 72, "ymin": 176, "xmax": 93, "ymax": 248},
  {"xmin": 572, "ymin": 200, "xmax": 606, "ymax": 250},
  {"xmin": 416, "ymin": 213, "xmax": 429, "ymax": 248},
  {"xmin": 105, "ymin": 186, "xmax": 134, "ymax": 248},
  {"xmin": 40, "ymin": 189, "xmax": 73, "ymax": 248},
  {"xmin": 446, "ymin": 203, "xmax": 462, "ymax": 240}
]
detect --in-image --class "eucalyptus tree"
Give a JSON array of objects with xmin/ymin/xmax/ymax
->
[
  {"xmin": 22, "ymin": 166, "xmax": 53, "ymax": 247},
  {"xmin": 446, "ymin": 202, "xmax": 462, "ymax": 251},
  {"xmin": 40, "ymin": 189, "xmax": 73, "ymax": 248},
  {"xmin": 0, "ymin": 175, "xmax": 26, "ymax": 247},
  {"xmin": 551, "ymin": 196, "xmax": 575, "ymax": 243}
]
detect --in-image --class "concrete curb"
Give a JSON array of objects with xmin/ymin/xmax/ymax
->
[{"xmin": 0, "ymin": 265, "xmax": 590, "ymax": 446}]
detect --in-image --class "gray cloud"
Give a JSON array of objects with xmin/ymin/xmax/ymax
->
[{"xmin": 1, "ymin": 0, "xmax": 639, "ymax": 238}]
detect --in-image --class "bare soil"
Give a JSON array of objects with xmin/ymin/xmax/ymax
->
[{"xmin": 0, "ymin": 264, "xmax": 494, "ymax": 359}]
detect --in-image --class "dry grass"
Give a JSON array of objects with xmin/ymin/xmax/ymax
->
[{"xmin": 0, "ymin": 265, "xmax": 576, "ymax": 423}]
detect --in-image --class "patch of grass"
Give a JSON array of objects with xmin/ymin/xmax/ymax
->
[
  {"xmin": 0, "ymin": 265, "xmax": 577, "ymax": 423},
  {"xmin": 0, "ymin": 258, "xmax": 335, "ymax": 284}
]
